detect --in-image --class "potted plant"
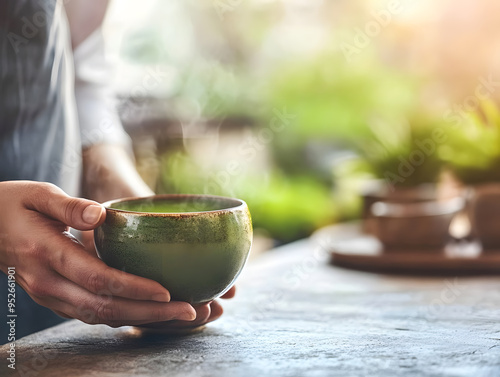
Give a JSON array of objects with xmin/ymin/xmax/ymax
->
[
  {"xmin": 263, "ymin": 50, "xmax": 419, "ymax": 181},
  {"xmin": 440, "ymin": 100, "xmax": 500, "ymax": 250},
  {"xmin": 346, "ymin": 113, "xmax": 465, "ymax": 250},
  {"xmin": 353, "ymin": 113, "xmax": 444, "ymax": 218}
]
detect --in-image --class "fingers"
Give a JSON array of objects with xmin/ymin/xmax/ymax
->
[
  {"xmin": 221, "ymin": 286, "xmax": 236, "ymax": 299},
  {"xmin": 206, "ymin": 300, "xmax": 224, "ymax": 323},
  {"xmin": 190, "ymin": 304, "xmax": 212, "ymax": 326},
  {"xmin": 194, "ymin": 301, "xmax": 223, "ymax": 325},
  {"xmin": 48, "ymin": 231, "xmax": 173, "ymax": 303},
  {"xmin": 85, "ymin": 298, "xmax": 196, "ymax": 326},
  {"xmin": 79, "ymin": 297, "xmax": 196, "ymax": 327},
  {"xmin": 24, "ymin": 182, "xmax": 105, "ymax": 231},
  {"xmin": 30, "ymin": 273, "xmax": 196, "ymax": 327},
  {"xmin": 146, "ymin": 301, "xmax": 225, "ymax": 330},
  {"xmin": 176, "ymin": 301, "xmax": 224, "ymax": 327}
]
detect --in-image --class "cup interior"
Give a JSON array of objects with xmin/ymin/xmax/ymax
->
[{"xmin": 106, "ymin": 195, "xmax": 244, "ymax": 215}]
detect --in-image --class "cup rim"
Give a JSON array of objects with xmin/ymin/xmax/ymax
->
[
  {"xmin": 371, "ymin": 196, "xmax": 465, "ymax": 218},
  {"xmin": 102, "ymin": 194, "xmax": 247, "ymax": 217}
]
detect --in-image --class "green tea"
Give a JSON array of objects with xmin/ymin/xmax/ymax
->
[{"xmin": 111, "ymin": 198, "xmax": 232, "ymax": 214}]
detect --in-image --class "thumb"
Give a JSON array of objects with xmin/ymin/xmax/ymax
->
[{"xmin": 24, "ymin": 183, "xmax": 106, "ymax": 231}]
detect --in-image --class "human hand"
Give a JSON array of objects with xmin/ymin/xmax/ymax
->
[
  {"xmin": 62, "ymin": 232, "xmax": 237, "ymax": 330},
  {"xmin": 0, "ymin": 181, "xmax": 197, "ymax": 327},
  {"xmin": 138, "ymin": 286, "xmax": 237, "ymax": 332},
  {"xmin": 79, "ymin": 144, "xmax": 237, "ymax": 329}
]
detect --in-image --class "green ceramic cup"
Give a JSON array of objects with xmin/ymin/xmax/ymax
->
[{"xmin": 94, "ymin": 194, "xmax": 253, "ymax": 304}]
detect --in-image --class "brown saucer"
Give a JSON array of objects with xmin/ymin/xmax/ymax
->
[{"xmin": 313, "ymin": 223, "xmax": 500, "ymax": 275}]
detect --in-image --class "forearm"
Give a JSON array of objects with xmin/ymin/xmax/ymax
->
[
  {"xmin": 68, "ymin": 6, "xmax": 153, "ymax": 203},
  {"xmin": 82, "ymin": 144, "xmax": 154, "ymax": 203}
]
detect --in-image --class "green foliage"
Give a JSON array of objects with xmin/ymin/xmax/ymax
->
[
  {"xmin": 159, "ymin": 151, "xmax": 336, "ymax": 242},
  {"xmin": 242, "ymin": 174, "xmax": 336, "ymax": 242},
  {"xmin": 354, "ymin": 114, "xmax": 445, "ymax": 187},
  {"xmin": 264, "ymin": 52, "xmax": 418, "ymax": 142},
  {"xmin": 262, "ymin": 50, "xmax": 423, "ymax": 190},
  {"xmin": 440, "ymin": 100, "xmax": 500, "ymax": 184}
]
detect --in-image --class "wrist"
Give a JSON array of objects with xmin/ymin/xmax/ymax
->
[{"xmin": 82, "ymin": 144, "xmax": 154, "ymax": 202}]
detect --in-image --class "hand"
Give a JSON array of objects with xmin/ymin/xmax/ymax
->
[
  {"xmin": 0, "ymin": 181, "xmax": 197, "ymax": 327},
  {"xmin": 58, "ymin": 232, "xmax": 236, "ymax": 330},
  {"xmin": 139, "ymin": 287, "xmax": 237, "ymax": 331},
  {"xmin": 79, "ymin": 144, "xmax": 237, "ymax": 329}
]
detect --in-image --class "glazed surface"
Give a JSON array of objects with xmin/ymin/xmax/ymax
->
[{"xmin": 95, "ymin": 197, "xmax": 252, "ymax": 304}]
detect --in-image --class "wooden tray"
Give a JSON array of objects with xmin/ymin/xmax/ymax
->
[{"xmin": 312, "ymin": 223, "xmax": 500, "ymax": 275}]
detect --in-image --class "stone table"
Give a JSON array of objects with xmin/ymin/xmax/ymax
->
[{"xmin": 1, "ymin": 236, "xmax": 500, "ymax": 377}]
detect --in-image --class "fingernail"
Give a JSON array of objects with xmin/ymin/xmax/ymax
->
[
  {"xmin": 152, "ymin": 292, "xmax": 170, "ymax": 302},
  {"xmin": 82, "ymin": 205, "xmax": 103, "ymax": 224}
]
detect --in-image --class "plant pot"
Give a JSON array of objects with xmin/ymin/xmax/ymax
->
[
  {"xmin": 371, "ymin": 197, "xmax": 465, "ymax": 251},
  {"xmin": 468, "ymin": 183, "xmax": 500, "ymax": 251},
  {"xmin": 360, "ymin": 181, "xmax": 438, "ymax": 234}
]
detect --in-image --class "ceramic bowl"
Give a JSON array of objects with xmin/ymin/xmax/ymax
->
[
  {"xmin": 468, "ymin": 184, "xmax": 500, "ymax": 250},
  {"xmin": 371, "ymin": 197, "xmax": 464, "ymax": 251},
  {"xmin": 94, "ymin": 194, "xmax": 253, "ymax": 304}
]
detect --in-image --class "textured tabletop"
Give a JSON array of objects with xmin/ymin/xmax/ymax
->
[{"xmin": 1, "ymin": 237, "xmax": 499, "ymax": 377}]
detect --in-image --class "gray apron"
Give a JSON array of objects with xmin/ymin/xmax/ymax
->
[{"xmin": 0, "ymin": 0, "xmax": 80, "ymax": 340}]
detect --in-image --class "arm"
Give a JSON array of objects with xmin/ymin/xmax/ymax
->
[
  {"xmin": 66, "ymin": 1, "xmax": 152, "ymax": 203},
  {"xmin": 82, "ymin": 144, "xmax": 153, "ymax": 203}
]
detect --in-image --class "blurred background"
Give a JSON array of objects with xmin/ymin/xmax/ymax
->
[{"xmin": 101, "ymin": 0, "xmax": 500, "ymax": 252}]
